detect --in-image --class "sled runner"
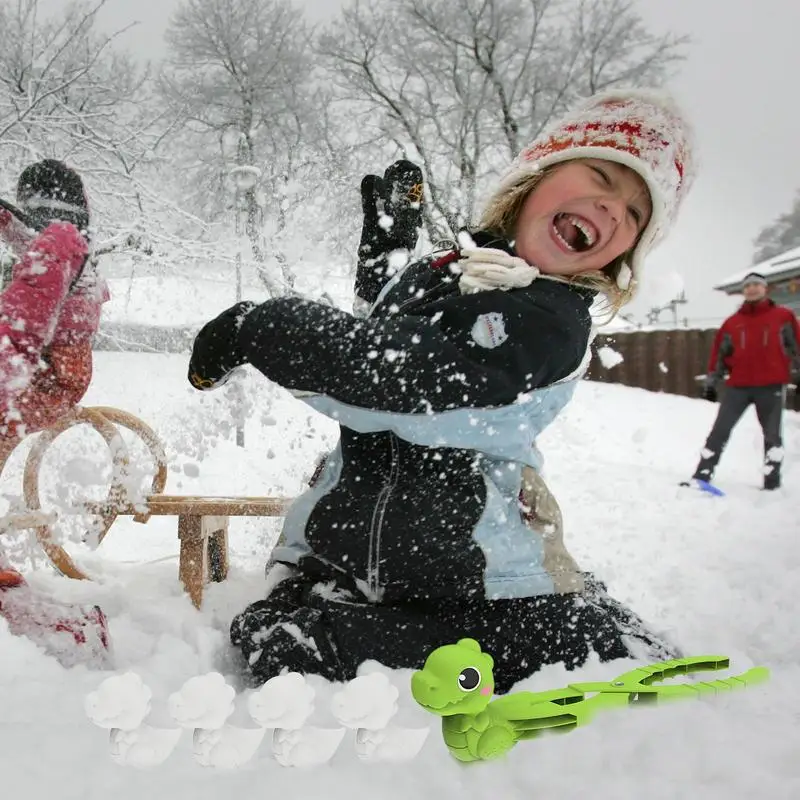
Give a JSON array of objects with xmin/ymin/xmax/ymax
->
[{"xmin": 1, "ymin": 405, "xmax": 294, "ymax": 609}]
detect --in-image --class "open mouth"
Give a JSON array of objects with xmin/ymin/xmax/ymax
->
[{"xmin": 552, "ymin": 213, "xmax": 599, "ymax": 253}]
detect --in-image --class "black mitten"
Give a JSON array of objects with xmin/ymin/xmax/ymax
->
[
  {"xmin": 702, "ymin": 384, "xmax": 718, "ymax": 402},
  {"xmin": 357, "ymin": 173, "xmax": 386, "ymax": 268},
  {"xmin": 188, "ymin": 301, "xmax": 257, "ymax": 391},
  {"xmin": 381, "ymin": 159, "xmax": 424, "ymax": 252},
  {"xmin": 355, "ymin": 160, "xmax": 424, "ymax": 307}
]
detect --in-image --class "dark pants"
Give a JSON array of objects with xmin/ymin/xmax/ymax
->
[
  {"xmin": 230, "ymin": 569, "xmax": 678, "ymax": 694},
  {"xmin": 694, "ymin": 384, "xmax": 785, "ymax": 489}
]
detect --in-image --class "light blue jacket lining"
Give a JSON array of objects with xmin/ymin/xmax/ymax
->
[{"xmin": 272, "ymin": 379, "xmax": 579, "ymax": 598}]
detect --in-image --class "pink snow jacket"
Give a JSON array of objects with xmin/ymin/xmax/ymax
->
[{"xmin": 0, "ymin": 216, "xmax": 107, "ymax": 444}]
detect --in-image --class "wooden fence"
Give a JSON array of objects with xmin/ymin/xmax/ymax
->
[
  {"xmin": 586, "ymin": 328, "xmax": 717, "ymax": 396},
  {"xmin": 586, "ymin": 328, "xmax": 799, "ymax": 410}
]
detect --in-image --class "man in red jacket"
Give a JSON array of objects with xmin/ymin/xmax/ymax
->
[{"xmin": 688, "ymin": 272, "xmax": 800, "ymax": 490}]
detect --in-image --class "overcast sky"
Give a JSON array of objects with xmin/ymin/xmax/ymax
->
[{"xmin": 93, "ymin": 0, "xmax": 800, "ymax": 324}]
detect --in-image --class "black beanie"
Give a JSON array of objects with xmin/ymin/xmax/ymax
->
[
  {"xmin": 742, "ymin": 272, "xmax": 768, "ymax": 287},
  {"xmin": 16, "ymin": 159, "xmax": 90, "ymax": 235}
]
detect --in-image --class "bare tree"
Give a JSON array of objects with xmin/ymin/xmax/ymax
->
[
  {"xmin": 160, "ymin": 0, "xmax": 340, "ymax": 296},
  {"xmin": 0, "ymin": 0, "xmax": 184, "ymax": 272},
  {"xmin": 0, "ymin": 0, "xmax": 142, "ymax": 159},
  {"xmin": 319, "ymin": 0, "xmax": 689, "ymax": 241},
  {"xmin": 752, "ymin": 189, "xmax": 800, "ymax": 264}
]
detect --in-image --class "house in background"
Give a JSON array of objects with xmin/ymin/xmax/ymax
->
[{"xmin": 713, "ymin": 244, "xmax": 800, "ymax": 314}]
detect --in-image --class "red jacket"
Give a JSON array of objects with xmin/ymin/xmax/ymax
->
[
  {"xmin": 708, "ymin": 298, "xmax": 800, "ymax": 387},
  {"xmin": 0, "ymin": 219, "xmax": 108, "ymax": 444}
]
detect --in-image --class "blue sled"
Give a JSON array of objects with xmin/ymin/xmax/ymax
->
[{"xmin": 694, "ymin": 479, "xmax": 725, "ymax": 497}]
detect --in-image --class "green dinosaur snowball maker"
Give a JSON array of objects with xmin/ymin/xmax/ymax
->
[
  {"xmin": 411, "ymin": 638, "xmax": 495, "ymax": 716},
  {"xmin": 411, "ymin": 638, "xmax": 770, "ymax": 763}
]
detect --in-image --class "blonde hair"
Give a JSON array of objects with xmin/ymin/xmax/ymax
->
[{"xmin": 477, "ymin": 163, "xmax": 639, "ymax": 322}]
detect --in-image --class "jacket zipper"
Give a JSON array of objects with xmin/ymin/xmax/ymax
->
[{"xmin": 366, "ymin": 432, "xmax": 400, "ymax": 600}]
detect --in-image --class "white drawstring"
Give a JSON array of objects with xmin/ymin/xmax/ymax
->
[
  {"xmin": 453, "ymin": 243, "xmax": 599, "ymax": 384},
  {"xmin": 456, "ymin": 247, "xmax": 540, "ymax": 294}
]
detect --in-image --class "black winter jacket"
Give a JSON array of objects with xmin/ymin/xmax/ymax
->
[{"xmin": 235, "ymin": 232, "xmax": 596, "ymax": 600}]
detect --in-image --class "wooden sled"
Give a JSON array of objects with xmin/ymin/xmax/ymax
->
[{"xmin": 0, "ymin": 406, "xmax": 294, "ymax": 608}]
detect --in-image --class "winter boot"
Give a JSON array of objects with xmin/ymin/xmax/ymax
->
[
  {"xmin": 763, "ymin": 469, "xmax": 781, "ymax": 491},
  {"xmin": 0, "ymin": 567, "xmax": 112, "ymax": 668}
]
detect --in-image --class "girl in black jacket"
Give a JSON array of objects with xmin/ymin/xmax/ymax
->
[{"xmin": 188, "ymin": 89, "xmax": 695, "ymax": 692}]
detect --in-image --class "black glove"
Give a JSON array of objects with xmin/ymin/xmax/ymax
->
[
  {"xmin": 702, "ymin": 384, "xmax": 718, "ymax": 402},
  {"xmin": 188, "ymin": 301, "xmax": 257, "ymax": 391},
  {"xmin": 355, "ymin": 160, "xmax": 424, "ymax": 304}
]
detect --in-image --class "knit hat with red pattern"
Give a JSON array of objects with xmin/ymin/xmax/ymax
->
[{"xmin": 486, "ymin": 89, "xmax": 695, "ymax": 295}]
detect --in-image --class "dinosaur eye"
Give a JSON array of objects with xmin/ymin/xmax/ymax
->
[{"xmin": 458, "ymin": 667, "xmax": 481, "ymax": 692}]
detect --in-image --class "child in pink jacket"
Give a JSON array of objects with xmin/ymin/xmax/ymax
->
[{"xmin": 0, "ymin": 160, "xmax": 111, "ymax": 666}]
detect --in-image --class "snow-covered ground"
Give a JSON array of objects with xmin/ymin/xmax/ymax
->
[{"xmin": 1, "ymin": 350, "xmax": 798, "ymax": 798}]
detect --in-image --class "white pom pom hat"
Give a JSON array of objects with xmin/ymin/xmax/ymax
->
[{"xmin": 486, "ymin": 89, "xmax": 696, "ymax": 295}]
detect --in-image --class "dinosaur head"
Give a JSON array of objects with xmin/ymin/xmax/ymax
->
[{"xmin": 411, "ymin": 638, "xmax": 495, "ymax": 716}]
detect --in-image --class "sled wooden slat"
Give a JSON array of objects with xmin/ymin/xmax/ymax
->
[
  {"xmin": 85, "ymin": 494, "xmax": 294, "ymax": 609},
  {"xmin": 160, "ymin": 496, "xmax": 291, "ymax": 608},
  {"xmin": 93, "ymin": 495, "xmax": 292, "ymax": 518},
  {"xmin": 178, "ymin": 514, "xmax": 230, "ymax": 610}
]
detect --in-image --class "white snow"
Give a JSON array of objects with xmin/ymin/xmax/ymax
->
[
  {"xmin": 354, "ymin": 725, "xmax": 430, "ymax": 764},
  {"xmin": 191, "ymin": 724, "xmax": 267, "ymax": 770},
  {"xmin": 107, "ymin": 724, "xmax": 183, "ymax": 769},
  {"xmin": 638, "ymin": 265, "xmax": 686, "ymax": 306},
  {"xmin": 331, "ymin": 672, "xmax": 399, "ymax": 730},
  {"xmin": 766, "ymin": 445, "xmax": 784, "ymax": 463},
  {"xmin": 271, "ymin": 725, "xmax": 348, "ymax": 768},
  {"xmin": 1, "ymin": 349, "xmax": 798, "ymax": 796},
  {"xmin": 167, "ymin": 673, "xmax": 236, "ymax": 730},
  {"xmin": 85, "ymin": 672, "xmax": 152, "ymax": 730},
  {"xmin": 597, "ymin": 344, "xmax": 624, "ymax": 368},
  {"xmin": 248, "ymin": 673, "xmax": 315, "ymax": 729}
]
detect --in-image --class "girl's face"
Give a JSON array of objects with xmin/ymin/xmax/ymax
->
[{"xmin": 513, "ymin": 159, "xmax": 652, "ymax": 276}]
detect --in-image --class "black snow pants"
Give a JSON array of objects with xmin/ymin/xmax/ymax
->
[
  {"xmin": 230, "ymin": 565, "xmax": 678, "ymax": 694},
  {"xmin": 693, "ymin": 384, "xmax": 786, "ymax": 489}
]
